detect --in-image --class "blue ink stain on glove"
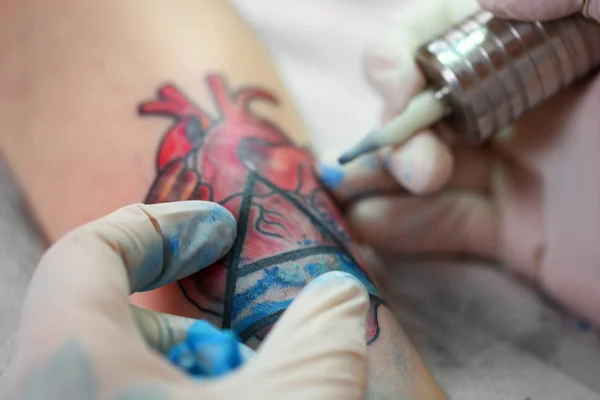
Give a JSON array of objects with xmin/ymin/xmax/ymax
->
[
  {"xmin": 318, "ymin": 163, "xmax": 345, "ymax": 189},
  {"xmin": 168, "ymin": 320, "xmax": 244, "ymax": 379}
]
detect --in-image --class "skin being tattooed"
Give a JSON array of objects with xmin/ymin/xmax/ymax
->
[{"xmin": 140, "ymin": 74, "xmax": 384, "ymax": 344}]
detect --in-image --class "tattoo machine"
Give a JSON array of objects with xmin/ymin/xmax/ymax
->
[{"xmin": 339, "ymin": 10, "xmax": 600, "ymax": 164}]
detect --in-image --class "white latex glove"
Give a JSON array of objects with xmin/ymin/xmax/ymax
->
[
  {"xmin": 7, "ymin": 201, "xmax": 370, "ymax": 399},
  {"xmin": 363, "ymin": 0, "xmax": 480, "ymax": 195},
  {"xmin": 321, "ymin": 0, "xmax": 600, "ymax": 326},
  {"xmin": 478, "ymin": 0, "xmax": 599, "ymax": 21}
]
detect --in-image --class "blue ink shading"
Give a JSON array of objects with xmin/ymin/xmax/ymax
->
[
  {"xmin": 168, "ymin": 321, "xmax": 244, "ymax": 379},
  {"xmin": 231, "ymin": 254, "xmax": 379, "ymax": 334},
  {"xmin": 318, "ymin": 163, "xmax": 345, "ymax": 189},
  {"xmin": 576, "ymin": 320, "xmax": 592, "ymax": 332},
  {"xmin": 234, "ymin": 299, "xmax": 293, "ymax": 333},
  {"xmin": 232, "ymin": 266, "xmax": 305, "ymax": 318}
]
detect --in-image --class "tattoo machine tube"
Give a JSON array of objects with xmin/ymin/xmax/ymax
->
[{"xmin": 339, "ymin": 11, "xmax": 600, "ymax": 164}]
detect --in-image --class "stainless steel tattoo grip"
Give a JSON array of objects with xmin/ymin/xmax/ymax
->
[
  {"xmin": 417, "ymin": 10, "xmax": 600, "ymax": 143},
  {"xmin": 339, "ymin": 10, "xmax": 600, "ymax": 164}
]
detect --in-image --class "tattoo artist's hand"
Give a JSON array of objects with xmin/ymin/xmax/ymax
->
[
  {"xmin": 320, "ymin": 0, "xmax": 600, "ymax": 326},
  {"xmin": 8, "ymin": 201, "xmax": 371, "ymax": 399}
]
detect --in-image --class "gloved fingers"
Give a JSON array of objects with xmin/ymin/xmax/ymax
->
[
  {"xmin": 47, "ymin": 201, "xmax": 236, "ymax": 298},
  {"xmin": 318, "ymin": 152, "xmax": 405, "ymax": 206},
  {"xmin": 229, "ymin": 272, "xmax": 370, "ymax": 400},
  {"xmin": 385, "ymin": 136, "xmax": 493, "ymax": 195},
  {"xmin": 384, "ymin": 131, "xmax": 455, "ymax": 194},
  {"xmin": 478, "ymin": 0, "xmax": 597, "ymax": 22},
  {"xmin": 319, "ymin": 142, "xmax": 491, "ymax": 204},
  {"xmin": 348, "ymin": 191, "xmax": 498, "ymax": 258},
  {"xmin": 583, "ymin": 0, "xmax": 600, "ymax": 21},
  {"xmin": 13, "ymin": 202, "xmax": 236, "ymax": 380},
  {"xmin": 130, "ymin": 305, "xmax": 254, "ymax": 360},
  {"xmin": 363, "ymin": 0, "xmax": 480, "ymax": 111}
]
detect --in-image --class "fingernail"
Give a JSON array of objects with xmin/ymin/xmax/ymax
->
[
  {"xmin": 136, "ymin": 201, "xmax": 237, "ymax": 291},
  {"xmin": 318, "ymin": 163, "xmax": 346, "ymax": 190}
]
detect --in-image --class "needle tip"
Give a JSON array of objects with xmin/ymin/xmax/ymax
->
[{"xmin": 337, "ymin": 134, "xmax": 379, "ymax": 165}]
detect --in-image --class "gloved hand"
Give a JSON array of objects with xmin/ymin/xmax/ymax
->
[
  {"xmin": 7, "ymin": 201, "xmax": 371, "ymax": 399},
  {"xmin": 320, "ymin": 0, "xmax": 600, "ymax": 326}
]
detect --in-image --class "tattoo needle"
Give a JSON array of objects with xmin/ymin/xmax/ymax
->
[
  {"xmin": 338, "ymin": 11, "xmax": 600, "ymax": 165},
  {"xmin": 338, "ymin": 89, "xmax": 448, "ymax": 165}
]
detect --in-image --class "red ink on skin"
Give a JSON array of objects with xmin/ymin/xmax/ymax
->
[{"xmin": 141, "ymin": 75, "xmax": 382, "ymax": 343}]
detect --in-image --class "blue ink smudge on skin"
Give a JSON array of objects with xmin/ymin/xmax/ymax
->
[
  {"xmin": 168, "ymin": 320, "xmax": 244, "ymax": 379},
  {"xmin": 305, "ymin": 263, "xmax": 328, "ymax": 277},
  {"xmin": 319, "ymin": 163, "xmax": 345, "ymax": 189}
]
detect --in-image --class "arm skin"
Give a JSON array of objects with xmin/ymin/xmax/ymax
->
[{"xmin": 0, "ymin": 1, "xmax": 444, "ymax": 398}]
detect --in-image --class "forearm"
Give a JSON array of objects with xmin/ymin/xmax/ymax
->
[
  {"xmin": 0, "ymin": 0, "xmax": 306, "ymax": 236},
  {"xmin": 0, "ymin": 1, "xmax": 443, "ymax": 398}
]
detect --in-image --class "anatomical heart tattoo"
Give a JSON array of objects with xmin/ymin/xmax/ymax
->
[{"xmin": 140, "ymin": 74, "xmax": 383, "ymax": 344}]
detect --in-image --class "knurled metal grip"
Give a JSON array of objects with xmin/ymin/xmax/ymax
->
[{"xmin": 416, "ymin": 11, "xmax": 600, "ymax": 143}]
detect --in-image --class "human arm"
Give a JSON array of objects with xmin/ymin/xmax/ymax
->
[{"xmin": 0, "ymin": 1, "xmax": 444, "ymax": 398}]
